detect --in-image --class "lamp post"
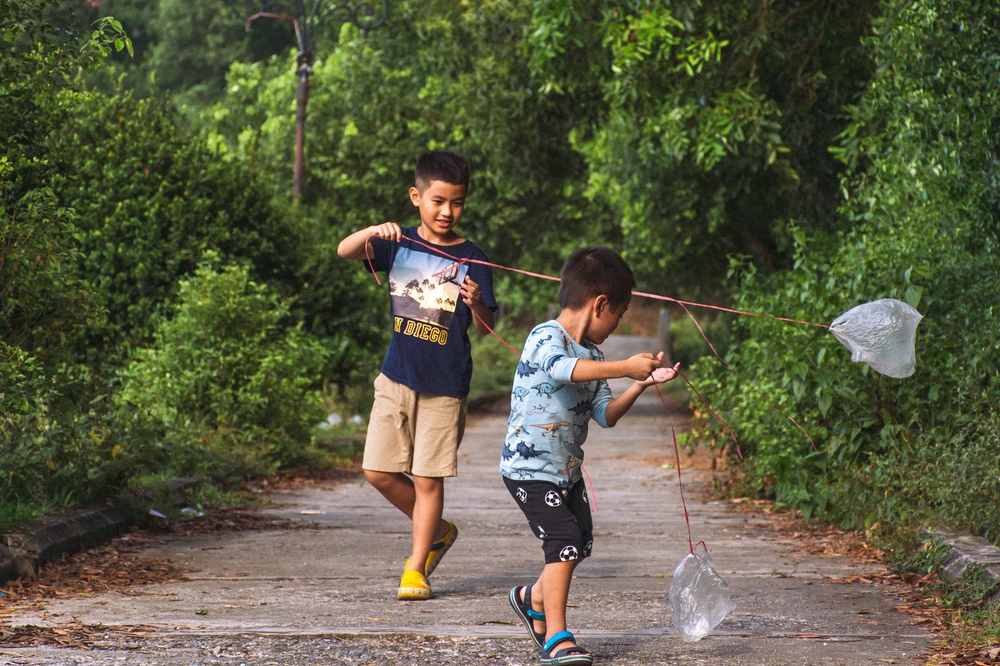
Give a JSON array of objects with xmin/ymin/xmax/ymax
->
[{"xmin": 230, "ymin": 1, "xmax": 390, "ymax": 200}]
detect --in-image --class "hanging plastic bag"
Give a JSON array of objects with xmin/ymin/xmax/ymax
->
[
  {"xmin": 829, "ymin": 299, "xmax": 923, "ymax": 378},
  {"xmin": 669, "ymin": 543, "xmax": 735, "ymax": 642}
]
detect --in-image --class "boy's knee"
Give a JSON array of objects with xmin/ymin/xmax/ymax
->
[
  {"xmin": 411, "ymin": 474, "xmax": 444, "ymax": 493},
  {"xmin": 365, "ymin": 469, "xmax": 401, "ymax": 490}
]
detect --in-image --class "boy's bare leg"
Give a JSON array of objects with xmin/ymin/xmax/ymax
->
[
  {"xmin": 407, "ymin": 475, "xmax": 444, "ymax": 574},
  {"xmin": 363, "ymin": 470, "xmax": 449, "ymax": 573},
  {"xmin": 364, "ymin": 470, "xmax": 416, "ymax": 515},
  {"xmin": 519, "ymin": 579, "xmax": 547, "ymax": 636},
  {"xmin": 533, "ymin": 559, "xmax": 581, "ymax": 652}
]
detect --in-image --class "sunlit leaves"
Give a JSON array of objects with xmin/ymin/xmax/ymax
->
[
  {"xmin": 689, "ymin": 0, "xmax": 1000, "ymax": 540},
  {"xmin": 526, "ymin": 0, "xmax": 874, "ymax": 297}
]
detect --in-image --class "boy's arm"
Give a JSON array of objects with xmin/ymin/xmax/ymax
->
[
  {"xmin": 570, "ymin": 353, "xmax": 665, "ymax": 383},
  {"xmin": 337, "ymin": 222, "xmax": 402, "ymax": 260},
  {"xmin": 603, "ymin": 357, "xmax": 681, "ymax": 426},
  {"xmin": 460, "ymin": 276, "xmax": 494, "ymax": 335}
]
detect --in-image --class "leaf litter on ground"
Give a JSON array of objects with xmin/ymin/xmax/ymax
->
[
  {"xmin": 0, "ymin": 502, "xmax": 343, "ymax": 649},
  {"xmin": 729, "ymin": 502, "xmax": 999, "ymax": 665}
]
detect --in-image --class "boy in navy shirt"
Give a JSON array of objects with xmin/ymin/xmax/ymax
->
[
  {"xmin": 502, "ymin": 247, "xmax": 679, "ymax": 665},
  {"xmin": 338, "ymin": 151, "xmax": 496, "ymax": 600}
]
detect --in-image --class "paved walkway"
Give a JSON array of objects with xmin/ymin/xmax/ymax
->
[{"xmin": 6, "ymin": 336, "xmax": 931, "ymax": 665}]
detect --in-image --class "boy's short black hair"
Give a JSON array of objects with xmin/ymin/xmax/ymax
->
[
  {"xmin": 558, "ymin": 246, "xmax": 636, "ymax": 311},
  {"xmin": 415, "ymin": 150, "xmax": 470, "ymax": 192}
]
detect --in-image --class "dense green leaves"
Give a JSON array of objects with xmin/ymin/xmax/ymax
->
[
  {"xmin": 526, "ymin": 0, "xmax": 875, "ymax": 297},
  {"xmin": 44, "ymin": 87, "xmax": 298, "ymax": 361},
  {"xmin": 119, "ymin": 258, "xmax": 330, "ymax": 480},
  {"xmin": 90, "ymin": 0, "xmax": 293, "ymax": 105},
  {"xmin": 1, "ymin": 0, "xmax": 131, "ymax": 364},
  {"xmin": 690, "ymin": 0, "xmax": 1000, "ymax": 538}
]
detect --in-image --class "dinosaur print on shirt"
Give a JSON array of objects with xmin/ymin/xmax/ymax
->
[{"xmin": 499, "ymin": 320, "xmax": 615, "ymax": 488}]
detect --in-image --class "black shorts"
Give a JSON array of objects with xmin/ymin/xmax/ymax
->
[{"xmin": 503, "ymin": 476, "xmax": 593, "ymax": 564}]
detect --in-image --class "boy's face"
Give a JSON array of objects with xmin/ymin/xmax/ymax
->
[
  {"xmin": 409, "ymin": 180, "xmax": 467, "ymax": 242},
  {"xmin": 588, "ymin": 297, "xmax": 630, "ymax": 345}
]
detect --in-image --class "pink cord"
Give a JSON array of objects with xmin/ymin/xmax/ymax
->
[
  {"xmin": 360, "ymin": 232, "xmax": 827, "ymax": 553},
  {"xmin": 580, "ymin": 464, "xmax": 599, "ymax": 514},
  {"xmin": 652, "ymin": 383, "xmax": 695, "ymax": 555}
]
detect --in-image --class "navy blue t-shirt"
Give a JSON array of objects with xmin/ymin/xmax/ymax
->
[{"xmin": 366, "ymin": 226, "xmax": 496, "ymax": 398}]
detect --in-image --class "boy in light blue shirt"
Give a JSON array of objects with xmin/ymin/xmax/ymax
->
[{"xmin": 501, "ymin": 246, "xmax": 680, "ymax": 666}]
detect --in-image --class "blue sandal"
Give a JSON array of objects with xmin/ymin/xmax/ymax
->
[
  {"xmin": 509, "ymin": 585, "xmax": 546, "ymax": 649},
  {"xmin": 540, "ymin": 631, "xmax": 592, "ymax": 666}
]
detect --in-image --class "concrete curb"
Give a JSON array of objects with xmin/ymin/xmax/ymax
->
[
  {"xmin": 0, "ymin": 505, "xmax": 132, "ymax": 583},
  {"xmin": 0, "ymin": 477, "xmax": 205, "ymax": 585},
  {"xmin": 938, "ymin": 531, "xmax": 1000, "ymax": 604}
]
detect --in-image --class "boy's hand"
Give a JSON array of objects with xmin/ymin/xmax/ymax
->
[
  {"xmin": 371, "ymin": 222, "xmax": 403, "ymax": 243},
  {"xmin": 623, "ymin": 352, "xmax": 666, "ymax": 380},
  {"xmin": 638, "ymin": 356, "xmax": 681, "ymax": 386},
  {"xmin": 460, "ymin": 276, "xmax": 484, "ymax": 308}
]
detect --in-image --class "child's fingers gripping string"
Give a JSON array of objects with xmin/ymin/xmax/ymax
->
[{"xmin": 364, "ymin": 235, "xmax": 381, "ymax": 286}]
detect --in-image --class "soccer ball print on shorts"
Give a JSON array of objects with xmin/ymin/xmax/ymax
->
[{"xmin": 503, "ymin": 476, "xmax": 593, "ymax": 564}]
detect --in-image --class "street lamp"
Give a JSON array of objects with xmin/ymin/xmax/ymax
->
[{"xmin": 230, "ymin": 1, "xmax": 390, "ymax": 200}]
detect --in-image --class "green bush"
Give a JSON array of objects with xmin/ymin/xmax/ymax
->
[
  {"xmin": 0, "ymin": 2, "xmax": 377, "ymax": 525},
  {"xmin": 0, "ymin": 343, "xmax": 161, "ymax": 528},
  {"xmin": 44, "ymin": 86, "xmax": 298, "ymax": 366},
  {"xmin": 119, "ymin": 257, "xmax": 330, "ymax": 481},
  {"xmin": 1, "ymin": 0, "xmax": 130, "ymax": 367},
  {"xmin": 688, "ymin": 0, "xmax": 1000, "ymax": 538}
]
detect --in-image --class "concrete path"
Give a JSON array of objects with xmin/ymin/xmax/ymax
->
[{"xmin": 6, "ymin": 335, "xmax": 931, "ymax": 665}]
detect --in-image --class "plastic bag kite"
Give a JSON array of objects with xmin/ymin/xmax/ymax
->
[
  {"xmin": 830, "ymin": 299, "xmax": 923, "ymax": 378},
  {"xmin": 669, "ymin": 543, "xmax": 735, "ymax": 642}
]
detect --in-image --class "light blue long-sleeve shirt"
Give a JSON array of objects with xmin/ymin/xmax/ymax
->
[{"xmin": 499, "ymin": 320, "xmax": 615, "ymax": 488}]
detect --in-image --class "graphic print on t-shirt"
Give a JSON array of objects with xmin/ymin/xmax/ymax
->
[{"xmin": 387, "ymin": 247, "xmax": 468, "ymax": 330}]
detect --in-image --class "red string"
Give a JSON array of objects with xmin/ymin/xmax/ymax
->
[
  {"xmin": 654, "ymin": 382, "xmax": 695, "ymax": 555},
  {"xmin": 361, "ymin": 231, "xmax": 822, "ymax": 550},
  {"xmin": 392, "ymin": 232, "xmax": 828, "ymax": 330},
  {"xmin": 364, "ymin": 236, "xmax": 381, "ymax": 286},
  {"xmin": 633, "ymin": 290, "xmax": 830, "ymax": 330},
  {"xmin": 580, "ymin": 464, "xmax": 599, "ymax": 514},
  {"xmin": 468, "ymin": 305, "xmax": 521, "ymax": 355},
  {"xmin": 678, "ymin": 371, "xmax": 742, "ymax": 460},
  {"xmin": 364, "ymin": 233, "xmax": 817, "ymax": 452}
]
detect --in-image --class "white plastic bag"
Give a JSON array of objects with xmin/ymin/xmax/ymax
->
[
  {"xmin": 829, "ymin": 299, "xmax": 923, "ymax": 378},
  {"xmin": 669, "ymin": 544, "xmax": 735, "ymax": 642}
]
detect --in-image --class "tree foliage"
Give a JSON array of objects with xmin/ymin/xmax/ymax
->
[
  {"xmin": 119, "ymin": 257, "xmax": 330, "ymax": 480},
  {"xmin": 90, "ymin": 0, "xmax": 294, "ymax": 106},
  {"xmin": 44, "ymin": 86, "xmax": 299, "ymax": 363},
  {"xmin": 205, "ymin": 0, "xmax": 622, "ymax": 316},
  {"xmin": 526, "ymin": 0, "xmax": 876, "ymax": 297},
  {"xmin": 689, "ymin": 0, "xmax": 1000, "ymax": 540}
]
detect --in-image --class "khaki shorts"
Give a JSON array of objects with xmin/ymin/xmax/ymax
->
[{"xmin": 363, "ymin": 373, "xmax": 467, "ymax": 478}]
